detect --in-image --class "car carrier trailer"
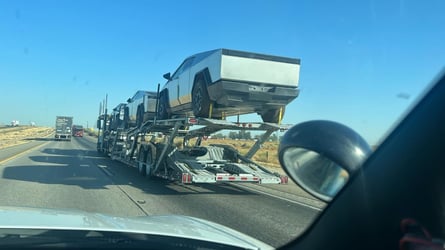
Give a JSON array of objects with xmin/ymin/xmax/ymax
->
[{"xmin": 97, "ymin": 114, "xmax": 289, "ymax": 185}]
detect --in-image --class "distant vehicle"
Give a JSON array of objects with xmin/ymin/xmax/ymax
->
[
  {"xmin": 72, "ymin": 125, "xmax": 84, "ymax": 137},
  {"xmin": 158, "ymin": 48, "xmax": 300, "ymax": 123},
  {"xmin": 55, "ymin": 116, "xmax": 73, "ymax": 141},
  {"xmin": 10, "ymin": 120, "xmax": 19, "ymax": 127}
]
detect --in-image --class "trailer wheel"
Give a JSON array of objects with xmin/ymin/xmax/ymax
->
[
  {"xmin": 192, "ymin": 80, "xmax": 211, "ymax": 118},
  {"xmin": 145, "ymin": 143, "xmax": 156, "ymax": 178},
  {"xmin": 145, "ymin": 151, "xmax": 152, "ymax": 178},
  {"xmin": 138, "ymin": 150, "xmax": 146, "ymax": 176}
]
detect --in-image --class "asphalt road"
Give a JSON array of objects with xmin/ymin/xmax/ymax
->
[{"xmin": 0, "ymin": 136, "xmax": 323, "ymax": 247}]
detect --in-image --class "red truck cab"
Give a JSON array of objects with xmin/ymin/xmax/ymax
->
[{"xmin": 72, "ymin": 125, "xmax": 84, "ymax": 137}]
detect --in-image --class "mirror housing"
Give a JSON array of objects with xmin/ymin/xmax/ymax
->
[
  {"xmin": 279, "ymin": 120, "xmax": 371, "ymax": 202},
  {"xmin": 96, "ymin": 119, "xmax": 101, "ymax": 129},
  {"xmin": 163, "ymin": 72, "xmax": 171, "ymax": 80}
]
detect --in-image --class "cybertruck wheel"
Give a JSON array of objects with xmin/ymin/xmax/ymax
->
[
  {"xmin": 158, "ymin": 93, "xmax": 170, "ymax": 120},
  {"xmin": 136, "ymin": 105, "xmax": 145, "ymax": 127},
  {"xmin": 192, "ymin": 80, "xmax": 211, "ymax": 118},
  {"xmin": 261, "ymin": 107, "xmax": 286, "ymax": 123}
]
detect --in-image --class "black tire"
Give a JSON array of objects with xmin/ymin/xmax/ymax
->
[
  {"xmin": 145, "ymin": 144, "xmax": 156, "ymax": 178},
  {"xmin": 123, "ymin": 106, "xmax": 130, "ymax": 129},
  {"xmin": 138, "ymin": 149, "xmax": 146, "ymax": 176},
  {"xmin": 192, "ymin": 80, "xmax": 211, "ymax": 118},
  {"xmin": 136, "ymin": 104, "xmax": 144, "ymax": 128},
  {"xmin": 261, "ymin": 107, "xmax": 286, "ymax": 123},
  {"xmin": 158, "ymin": 93, "xmax": 169, "ymax": 120}
]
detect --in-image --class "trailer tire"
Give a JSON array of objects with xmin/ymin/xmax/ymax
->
[
  {"xmin": 145, "ymin": 143, "xmax": 156, "ymax": 178},
  {"xmin": 138, "ymin": 150, "xmax": 146, "ymax": 176}
]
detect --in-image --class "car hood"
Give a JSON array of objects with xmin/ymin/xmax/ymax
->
[{"xmin": 0, "ymin": 206, "xmax": 272, "ymax": 249}]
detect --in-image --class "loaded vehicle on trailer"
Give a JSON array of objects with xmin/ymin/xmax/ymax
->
[
  {"xmin": 72, "ymin": 125, "xmax": 84, "ymax": 137},
  {"xmin": 158, "ymin": 48, "xmax": 300, "ymax": 123},
  {"xmin": 125, "ymin": 90, "xmax": 158, "ymax": 128},
  {"xmin": 97, "ymin": 99, "xmax": 289, "ymax": 185},
  {"xmin": 55, "ymin": 116, "xmax": 73, "ymax": 141}
]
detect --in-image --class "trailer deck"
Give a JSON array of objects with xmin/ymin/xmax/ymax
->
[{"xmin": 98, "ymin": 117, "xmax": 289, "ymax": 184}]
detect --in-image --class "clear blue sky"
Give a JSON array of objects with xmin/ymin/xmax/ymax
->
[{"xmin": 0, "ymin": 0, "xmax": 444, "ymax": 145}]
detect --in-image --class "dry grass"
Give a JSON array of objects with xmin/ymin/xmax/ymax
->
[
  {"xmin": 175, "ymin": 137, "xmax": 281, "ymax": 169},
  {"xmin": 85, "ymin": 128, "xmax": 98, "ymax": 137},
  {"xmin": 88, "ymin": 128, "xmax": 282, "ymax": 169},
  {"xmin": 0, "ymin": 127, "xmax": 53, "ymax": 149}
]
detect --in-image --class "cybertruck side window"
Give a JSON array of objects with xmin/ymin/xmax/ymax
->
[{"xmin": 171, "ymin": 57, "xmax": 194, "ymax": 79}]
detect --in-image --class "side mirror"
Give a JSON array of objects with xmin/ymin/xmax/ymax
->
[
  {"xmin": 96, "ymin": 120, "xmax": 101, "ymax": 129},
  {"xmin": 163, "ymin": 72, "xmax": 171, "ymax": 80},
  {"xmin": 279, "ymin": 120, "xmax": 371, "ymax": 202}
]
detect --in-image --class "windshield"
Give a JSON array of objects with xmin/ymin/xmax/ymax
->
[{"xmin": 0, "ymin": 0, "xmax": 443, "ymax": 248}]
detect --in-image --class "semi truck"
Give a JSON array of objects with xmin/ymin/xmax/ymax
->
[
  {"xmin": 72, "ymin": 125, "xmax": 84, "ymax": 137},
  {"xmin": 97, "ymin": 96, "xmax": 289, "ymax": 185},
  {"xmin": 55, "ymin": 116, "xmax": 73, "ymax": 141}
]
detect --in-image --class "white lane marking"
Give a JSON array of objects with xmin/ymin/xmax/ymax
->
[
  {"xmin": 97, "ymin": 164, "xmax": 113, "ymax": 177},
  {"xmin": 231, "ymin": 184, "xmax": 323, "ymax": 211}
]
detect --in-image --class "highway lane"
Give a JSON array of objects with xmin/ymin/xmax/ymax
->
[
  {"xmin": 0, "ymin": 136, "xmax": 322, "ymax": 247},
  {"xmin": 0, "ymin": 137, "xmax": 53, "ymax": 163}
]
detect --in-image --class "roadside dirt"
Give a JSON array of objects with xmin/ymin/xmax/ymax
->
[{"xmin": 0, "ymin": 127, "xmax": 54, "ymax": 149}]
